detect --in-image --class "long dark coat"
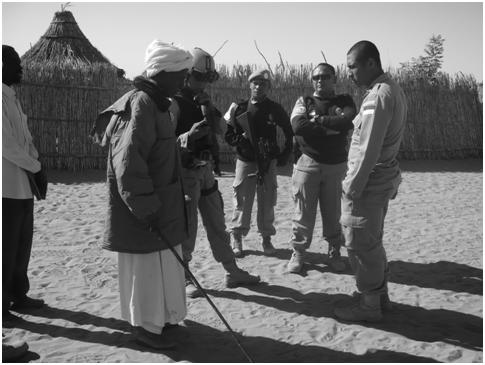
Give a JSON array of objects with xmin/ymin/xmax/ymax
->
[{"xmin": 97, "ymin": 89, "xmax": 188, "ymax": 253}]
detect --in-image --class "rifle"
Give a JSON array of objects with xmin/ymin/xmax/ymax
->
[{"xmin": 234, "ymin": 111, "xmax": 272, "ymax": 186}]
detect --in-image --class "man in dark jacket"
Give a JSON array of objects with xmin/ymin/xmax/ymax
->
[
  {"xmin": 92, "ymin": 40, "xmax": 192, "ymax": 350},
  {"xmin": 224, "ymin": 69, "xmax": 293, "ymax": 257},
  {"xmin": 170, "ymin": 47, "xmax": 260, "ymax": 298},
  {"xmin": 287, "ymin": 63, "xmax": 356, "ymax": 274}
]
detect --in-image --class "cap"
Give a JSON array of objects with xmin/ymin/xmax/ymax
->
[{"xmin": 248, "ymin": 69, "xmax": 271, "ymax": 83}]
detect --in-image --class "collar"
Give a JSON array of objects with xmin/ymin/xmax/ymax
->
[
  {"xmin": 312, "ymin": 91, "xmax": 335, "ymax": 100},
  {"xmin": 2, "ymin": 83, "xmax": 16, "ymax": 97},
  {"xmin": 368, "ymin": 72, "xmax": 389, "ymax": 90},
  {"xmin": 250, "ymin": 96, "xmax": 268, "ymax": 105}
]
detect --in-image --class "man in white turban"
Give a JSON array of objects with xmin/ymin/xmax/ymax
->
[{"xmin": 91, "ymin": 40, "xmax": 193, "ymax": 350}]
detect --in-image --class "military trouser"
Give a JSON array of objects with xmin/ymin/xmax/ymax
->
[
  {"xmin": 229, "ymin": 159, "xmax": 277, "ymax": 238},
  {"xmin": 289, "ymin": 154, "xmax": 347, "ymax": 253},
  {"xmin": 340, "ymin": 191, "xmax": 391, "ymax": 294},
  {"xmin": 181, "ymin": 161, "xmax": 234, "ymax": 265}
]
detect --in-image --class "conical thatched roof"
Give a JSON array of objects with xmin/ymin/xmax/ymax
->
[{"xmin": 22, "ymin": 11, "xmax": 124, "ymax": 76}]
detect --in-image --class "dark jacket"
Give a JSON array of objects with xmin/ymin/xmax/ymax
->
[
  {"xmin": 291, "ymin": 93, "xmax": 356, "ymax": 164},
  {"xmin": 96, "ymin": 89, "xmax": 188, "ymax": 254},
  {"xmin": 224, "ymin": 97, "xmax": 293, "ymax": 163}
]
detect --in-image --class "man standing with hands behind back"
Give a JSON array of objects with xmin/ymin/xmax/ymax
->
[
  {"xmin": 3, "ymin": 45, "xmax": 46, "ymax": 319},
  {"xmin": 335, "ymin": 41, "xmax": 407, "ymax": 322}
]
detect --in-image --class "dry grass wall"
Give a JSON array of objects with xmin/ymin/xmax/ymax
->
[{"xmin": 16, "ymin": 62, "xmax": 482, "ymax": 170}]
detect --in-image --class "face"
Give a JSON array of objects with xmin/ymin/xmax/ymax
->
[
  {"xmin": 311, "ymin": 66, "xmax": 336, "ymax": 96},
  {"xmin": 347, "ymin": 50, "xmax": 371, "ymax": 88},
  {"xmin": 2, "ymin": 49, "xmax": 23, "ymax": 86},
  {"xmin": 186, "ymin": 71, "xmax": 209, "ymax": 94},
  {"xmin": 250, "ymin": 79, "xmax": 270, "ymax": 102},
  {"xmin": 152, "ymin": 69, "xmax": 188, "ymax": 96}
]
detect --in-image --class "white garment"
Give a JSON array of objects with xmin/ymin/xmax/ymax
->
[
  {"xmin": 118, "ymin": 245, "xmax": 187, "ymax": 334},
  {"xmin": 2, "ymin": 83, "xmax": 41, "ymax": 199},
  {"xmin": 144, "ymin": 40, "xmax": 193, "ymax": 77}
]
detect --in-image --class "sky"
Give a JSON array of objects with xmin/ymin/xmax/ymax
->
[{"xmin": 2, "ymin": 1, "xmax": 483, "ymax": 81}]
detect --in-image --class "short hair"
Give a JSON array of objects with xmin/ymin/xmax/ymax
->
[
  {"xmin": 347, "ymin": 41, "xmax": 382, "ymax": 68},
  {"xmin": 2, "ymin": 45, "xmax": 18, "ymax": 63},
  {"xmin": 312, "ymin": 63, "xmax": 336, "ymax": 76}
]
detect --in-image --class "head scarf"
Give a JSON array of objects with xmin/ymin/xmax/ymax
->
[{"xmin": 144, "ymin": 40, "xmax": 193, "ymax": 78}]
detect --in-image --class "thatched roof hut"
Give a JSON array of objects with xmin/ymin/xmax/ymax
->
[
  {"xmin": 16, "ymin": 10, "xmax": 131, "ymax": 170},
  {"xmin": 22, "ymin": 10, "xmax": 124, "ymax": 77}
]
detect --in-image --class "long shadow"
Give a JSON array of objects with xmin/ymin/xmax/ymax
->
[
  {"xmin": 399, "ymin": 159, "xmax": 482, "ymax": 173},
  {"xmin": 47, "ymin": 169, "xmax": 106, "ymax": 184},
  {"xmin": 11, "ymin": 304, "xmax": 131, "ymax": 332},
  {"xmin": 9, "ymin": 313, "xmax": 437, "ymax": 362},
  {"xmin": 206, "ymin": 285, "xmax": 482, "ymax": 352},
  {"xmin": 244, "ymin": 249, "xmax": 483, "ymax": 295},
  {"xmin": 388, "ymin": 260, "xmax": 482, "ymax": 295}
]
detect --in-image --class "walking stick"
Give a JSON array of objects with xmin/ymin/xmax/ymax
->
[{"xmin": 155, "ymin": 227, "xmax": 255, "ymax": 363}]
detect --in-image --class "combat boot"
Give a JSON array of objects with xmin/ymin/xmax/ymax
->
[
  {"xmin": 231, "ymin": 231, "xmax": 243, "ymax": 258},
  {"xmin": 328, "ymin": 244, "xmax": 346, "ymax": 272},
  {"xmin": 286, "ymin": 250, "xmax": 304, "ymax": 273},
  {"xmin": 352, "ymin": 291, "xmax": 393, "ymax": 312},
  {"xmin": 261, "ymin": 236, "xmax": 276, "ymax": 255},
  {"xmin": 334, "ymin": 293, "xmax": 383, "ymax": 322},
  {"xmin": 222, "ymin": 260, "xmax": 260, "ymax": 288}
]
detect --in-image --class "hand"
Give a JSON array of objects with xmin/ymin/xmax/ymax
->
[
  {"xmin": 145, "ymin": 210, "xmax": 160, "ymax": 233},
  {"xmin": 329, "ymin": 105, "xmax": 343, "ymax": 116},
  {"xmin": 34, "ymin": 168, "xmax": 48, "ymax": 199},
  {"xmin": 188, "ymin": 119, "xmax": 210, "ymax": 140},
  {"xmin": 193, "ymin": 92, "xmax": 211, "ymax": 106}
]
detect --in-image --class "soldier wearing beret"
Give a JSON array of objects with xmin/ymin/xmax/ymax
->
[{"xmin": 224, "ymin": 69, "xmax": 293, "ymax": 257}]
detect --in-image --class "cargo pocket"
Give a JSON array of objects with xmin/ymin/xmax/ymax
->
[
  {"xmin": 340, "ymin": 214, "xmax": 367, "ymax": 250},
  {"xmin": 292, "ymin": 173, "xmax": 305, "ymax": 218}
]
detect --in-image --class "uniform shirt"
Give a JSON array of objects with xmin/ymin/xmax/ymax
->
[
  {"xmin": 2, "ymin": 83, "xmax": 41, "ymax": 199},
  {"xmin": 224, "ymin": 97, "xmax": 292, "ymax": 162},
  {"xmin": 343, "ymin": 73, "xmax": 407, "ymax": 199},
  {"xmin": 291, "ymin": 93, "xmax": 355, "ymax": 164}
]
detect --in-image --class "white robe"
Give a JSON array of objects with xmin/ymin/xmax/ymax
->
[{"xmin": 118, "ymin": 245, "xmax": 186, "ymax": 334}]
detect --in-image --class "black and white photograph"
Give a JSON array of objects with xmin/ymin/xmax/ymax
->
[{"xmin": 2, "ymin": 1, "xmax": 482, "ymax": 362}]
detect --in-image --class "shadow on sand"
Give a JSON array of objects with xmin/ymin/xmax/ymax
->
[
  {"xmin": 244, "ymin": 248, "xmax": 482, "ymax": 295},
  {"xmin": 206, "ymin": 284, "xmax": 482, "ymax": 352},
  {"xmin": 8, "ymin": 306, "xmax": 437, "ymax": 363}
]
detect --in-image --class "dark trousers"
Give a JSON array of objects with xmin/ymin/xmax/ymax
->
[{"xmin": 2, "ymin": 198, "xmax": 34, "ymax": 312}]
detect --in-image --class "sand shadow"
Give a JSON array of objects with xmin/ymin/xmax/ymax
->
[
  {"xmin": 388, "ymin": 260, "xmax": 482, "ymax": 295},
  {"xmin": 11, "ymin": 304, "xmax": 131, "ymax": 332},
  {"xmin": 46, "ymin": 169, "xmax": 106, "ymax": 184},
  {"xmin": 207, "ymin": 284, "xmax": 482, "ymax": 352},
  {"xmin": 244, "ymin": 249, "xmax": 483, "ymax": 294},
  {"xmin": 8, "ymin": 312, "xmax": 437, "ymax": 362},
  {"xmin": 243, "ymin": 248, "xmax": 354, "ymax": 276},
  {"xmin": 399, "ymin": 159, "xmax": 482, "ymax": 172}
]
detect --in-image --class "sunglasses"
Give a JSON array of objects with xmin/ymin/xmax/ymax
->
[{"xmin": 312, "ymin": 74, "xmax": 333, "ymax": 81}]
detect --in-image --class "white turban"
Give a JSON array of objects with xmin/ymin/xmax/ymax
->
[{"xmin": 144, "ymin": 40, "xmax": 193, "ymax": 77}]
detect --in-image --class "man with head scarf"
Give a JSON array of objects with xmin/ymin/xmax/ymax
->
[
  {"xmin": 224, "ymin": 69, "xmax": 293, "ymax": 257},
  {"xmin": 92, "ymin": 40, "xmax": 192, "ymax": 349},
  {"xmin": 170, "ymin": 47, "xmax": 260, "ymax": 298}
]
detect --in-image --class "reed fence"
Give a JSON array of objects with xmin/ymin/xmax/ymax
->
[{"xmin": 15, "ymin": 62, "xmax": 482, "ymax": 170}]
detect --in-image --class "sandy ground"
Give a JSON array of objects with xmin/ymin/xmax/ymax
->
[{"xmin": 2, "ymin": 159, "xmax": 483, "ymax": 363}]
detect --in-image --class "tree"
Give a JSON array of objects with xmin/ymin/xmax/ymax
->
[{"xmin": 400, "ymin": 34, "xmax": 445, "ymax": 80}]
